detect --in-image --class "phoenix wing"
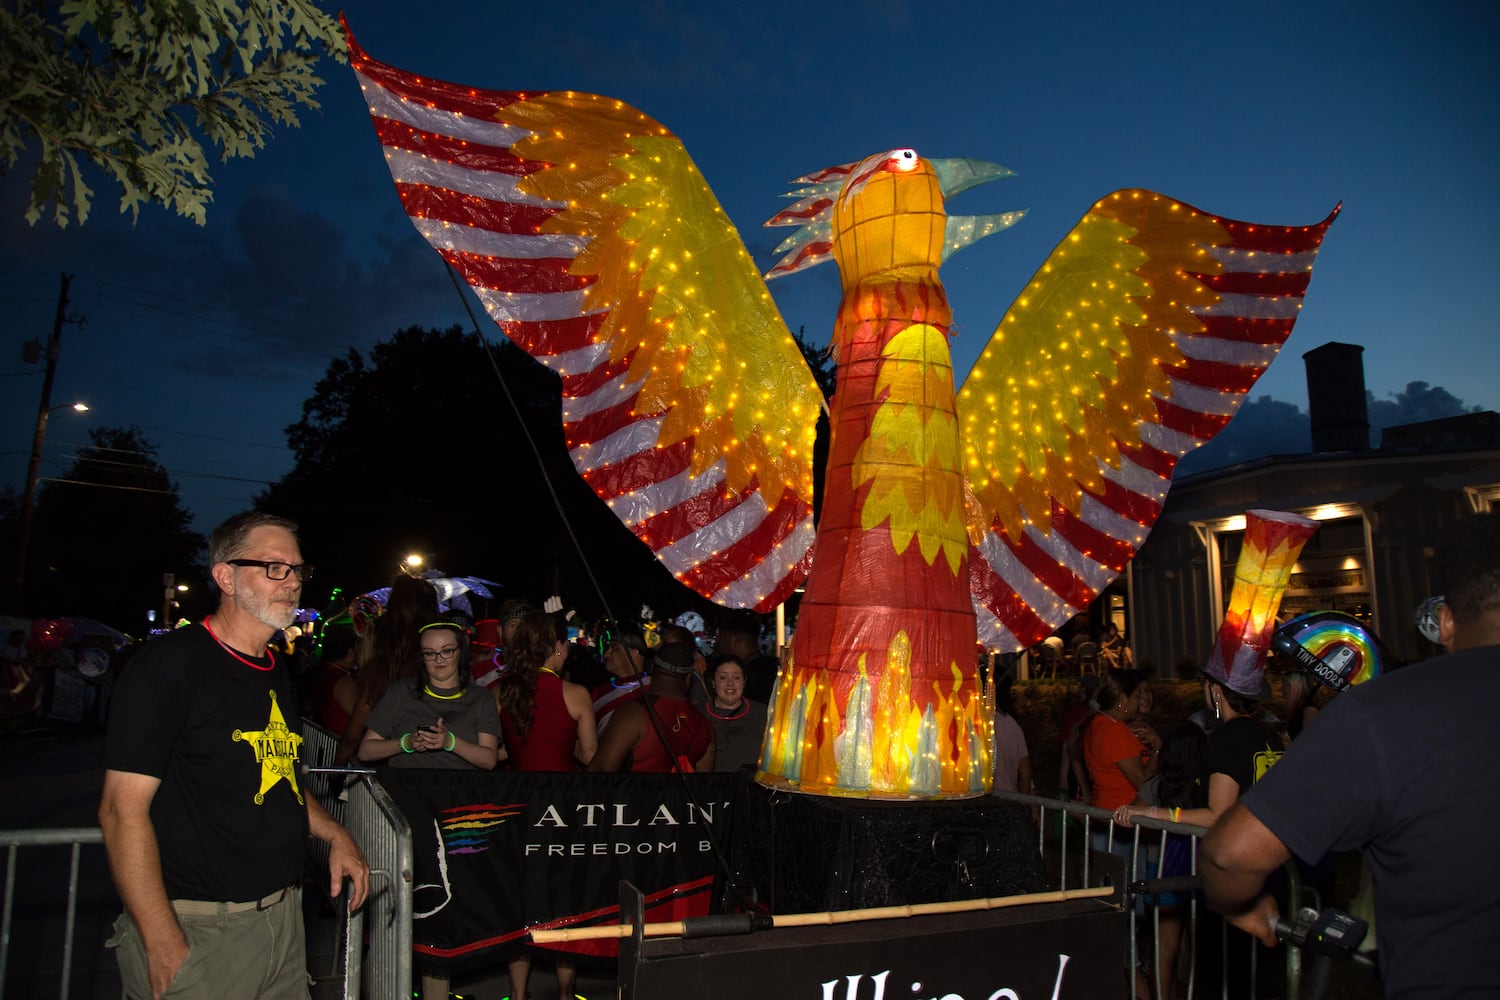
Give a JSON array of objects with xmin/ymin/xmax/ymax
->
[
  {"xmin": 349, "ymin": 29, "xmax": 824, "ymax": 611},
  {"xmin": 959, "ymin": 189, "xmax": 1339, "ymax": 650}
]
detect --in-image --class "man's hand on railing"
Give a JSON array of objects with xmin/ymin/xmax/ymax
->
[
  {"xmin": 326, "ymin": 827, "xmax": 370, "ymax": 912},
  {"xmin": 1229, "ymin": 893, "xmax": 1282, "ymax": 948}
]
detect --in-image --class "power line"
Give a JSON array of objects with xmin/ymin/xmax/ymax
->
[
  {"xmin": 39, "ymin": 451, "xmax": 284, "ymax": 485},
  {"xmin": 36, "ymin": 477, "xmax": 171, "ymax": 496},
  {"xmin": 171, "ymin": 469, "xmax": 282, "ymax": 485},
  {"xmin": 26, "ymin": 419, "xmax": 294, "ymax": 459},
  {"xmin": 3, "ymin": 271, "xmax": 399, "ymax": 366},
  {"xmin": 132, "ymin": 424, "xmax": 292, "ymax": 453},
  {"xmin": 5, "ymin": 271, "xmax": 365, "ymax": 346},
  {"xmin": 65, "ymin": 296, "xmax": 348, "ymax": 363}
]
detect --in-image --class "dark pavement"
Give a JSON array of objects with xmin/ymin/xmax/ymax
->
[
  {"xmin": 1, "ymin": 729, "xmax": 107, "ymax": 828},
  {"xmin": 0, "ymin": 729, "xmax": 118, "ymax": 998}
]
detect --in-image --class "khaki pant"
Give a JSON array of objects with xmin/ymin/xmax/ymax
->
[{"xmin": 108, "ymin": 885, "xmax": 309, "ymax": 1000}]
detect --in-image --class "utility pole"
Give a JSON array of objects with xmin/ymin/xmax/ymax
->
[{"xmin": 13, "ymin": 273, "xmax": 73, "ymax": 596}]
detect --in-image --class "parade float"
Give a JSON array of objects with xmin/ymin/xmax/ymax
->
[{"xmin": 338, "ymin": 21, "xmax": 1340, "ymax": 991}]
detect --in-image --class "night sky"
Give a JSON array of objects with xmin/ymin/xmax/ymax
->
[{"xmin": 2, "ymin": 0, "xmax": 1496, "ymax": 540}]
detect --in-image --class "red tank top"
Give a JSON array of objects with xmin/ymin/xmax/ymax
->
[
  {"xmin": 629, "ymin": 695, "xmax": 713, "ymax": 773},
  {"xmin": 501, "ymin": 671, "xmax": 580, "ymax": 771}
]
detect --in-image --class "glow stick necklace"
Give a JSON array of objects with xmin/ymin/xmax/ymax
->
[{"xmin": 203, "ymin": 616, "xmax": 275, "ymax": 672}]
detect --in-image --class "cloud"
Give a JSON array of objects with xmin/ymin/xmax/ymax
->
[
  {"xmin": 866, "ymin": 0, "xmax": 913, "ymax": 29},
  {"xmin": 0, "ymin": 178, "xmax": 467, "ymax": 380},
  {"xmin": 1177, "ymin": 395, "xmax": 1310, "ymax": 475},
  {"xmin": 1176, "ymin": 381, "xmax": 1485, "ymax": 476},
  {"xmin": 1368, "ymin": 381, "xmax": 1481, "ymax": 434},
  {"xmin": 168, "ymin": 194, "xmax": 472, "ymax": 378}
]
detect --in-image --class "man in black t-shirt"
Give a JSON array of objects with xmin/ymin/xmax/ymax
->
[
  {"xmin": 100, "ymin": 512, "xmax": 369, "ymax": 999},
  {"xmin": 1202, "ymin": 513, "xmax": 1500, "ymax": 997}
]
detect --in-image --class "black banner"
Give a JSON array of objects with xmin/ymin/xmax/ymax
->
[
  {"xmin": 624, "ymin": 898, "xmax": 1123, "ymax": 999},
  {"xmin": 378, "ymin": 770, "xmax": 736, "ymax": 961}
]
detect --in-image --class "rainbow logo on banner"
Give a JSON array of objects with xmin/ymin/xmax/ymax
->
[{"xmin": 437, "ymin": 801, "xmax": 524, "ymax": 855}]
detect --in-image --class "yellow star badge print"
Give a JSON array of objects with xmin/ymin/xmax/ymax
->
[{"xmin": 232, "ymin": 689, "xmax": 305, "ymax": 805}]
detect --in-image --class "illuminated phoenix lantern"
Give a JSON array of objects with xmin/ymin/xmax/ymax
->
[{"xmin": 349, "ymin": 27, "xmax": 1338, "ymax": 799}]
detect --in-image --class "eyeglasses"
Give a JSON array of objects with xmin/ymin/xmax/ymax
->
[
  {"xmin": 422, "ymin": 646, "xmax": 460, "ymax": 662},
  {"xmin": 227, "ymin": 559, "xmax": 313, "ymax": 581}
]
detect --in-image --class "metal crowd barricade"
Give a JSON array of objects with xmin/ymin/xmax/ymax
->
[
  {"xmin": 302, "ymin": 721, "xmax": 343, "ymax": 817},
  {"xmin": 990, "ymin": 790, "xmax": 1314, "ymax": 1000},
  {"xmin": 340, "ymin": 772, "xmax": 413, "ymax": 1000},
  {"xmin": 0, "ymin": 826, "xmax": 106, "ymax": 1000},
  {"xmin": 302, "ymin": 721, "xmax": 341, "ymax": 877},
  {"xmin": 300, "ymin": 719, "xmax": 413, "ymax": 1000}
]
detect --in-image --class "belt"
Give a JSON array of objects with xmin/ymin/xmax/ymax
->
[{"xmin": 171, "ymin": 885, "xmax": 294, "ymax": 917}]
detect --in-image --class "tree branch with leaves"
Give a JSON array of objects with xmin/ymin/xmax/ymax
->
[{"xmin": 0, "ymin": 0, "xmax": 345, "ymax": 227}]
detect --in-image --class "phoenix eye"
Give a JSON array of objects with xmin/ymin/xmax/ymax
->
[{"xmin": 891, "ymin": 148, "xmax": 919, "ymax": 171}]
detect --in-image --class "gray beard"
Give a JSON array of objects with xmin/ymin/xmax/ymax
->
[{"xmin": 236, "ymin": 589, "xmax": 298, "ymax": 632}]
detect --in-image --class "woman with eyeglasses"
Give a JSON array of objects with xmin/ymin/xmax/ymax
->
[
  {"xmin": 358, "ymin": 619, "xmax": 501, "ymax": 770},
  {"xmin": 336, "ymin": 574, "xmax": 438, "ymax": 764},
  {"xmin": 359, "ymin": 620, "xmax": 501, "ymax": 1000}
]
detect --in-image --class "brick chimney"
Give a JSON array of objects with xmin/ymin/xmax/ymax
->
[{"xmin": 1302, "ymin": 342, "xmax": 1369, "ymax": 452}]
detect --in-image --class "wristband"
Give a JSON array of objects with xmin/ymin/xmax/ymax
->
[
  {"xmin": 445, "ymin": 731, "xmax": 456, "ymax": 752},
  {"xmin": 400, "ymin": 733, "xmax": 413, "ymax": 753},
  {"xmin": 1172, "ymin": 807, "xmax": 1181, "ymax": 822}
]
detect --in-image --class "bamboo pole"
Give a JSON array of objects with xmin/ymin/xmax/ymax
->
[{"xmin": 529, "ymin": 884, "xmax": 1115, "ymax": 943}]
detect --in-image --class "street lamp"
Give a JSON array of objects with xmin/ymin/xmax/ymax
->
[
  {"xmin": 163, "ymin": 579, "xmax": 189, "ymax": 627},
  {"xmin": 13, "ymin": 400, "xmax": 91, "ymax": 594}
]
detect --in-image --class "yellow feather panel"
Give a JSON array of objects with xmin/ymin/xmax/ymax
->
[
  {"xmin": 506, "ymin": 93, "xmax": 821, "ymax": 505},
  {"xmin": 958, "ymin": 191, "xmax": 1230, "ymax": 540}
]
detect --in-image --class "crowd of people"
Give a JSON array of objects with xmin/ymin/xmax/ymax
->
[
  {"xmin": 70, "ymin": 507, "xmax": 1500, "ymax": 998},
  {"xmin": 982, "ymin": 651, "xmax": 1285, "ymax": 1000},
  {"xmin": 303, "ymin": 600, "xmax": 779, "ymax": 786},
  {"xmin": 291, "ymin": 590, "xmax": 780, "ymax": 997},
  {"xmin": 981, "ymin": 514, "xmax": 1500, "ymax": 999},
  {"xmin": 85, "ymin": 511, "xmax": 791, "ymax": 1000},
  {"xmin": 1008, "ymin": 631, "xmax": 1310, "ymax": 999}
]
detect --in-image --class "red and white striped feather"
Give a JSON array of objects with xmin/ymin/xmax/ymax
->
[
  {"xmin": 967, "ymin": 196, "xmax": 1339, "ymax": 651},
  {"xmin": 350, "ymin": 36, "xmax": 821, "ymax": 613}
]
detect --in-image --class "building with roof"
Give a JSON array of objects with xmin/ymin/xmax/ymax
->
[{"xmin": 1116, "ymin": 343, "xmax": 1500, "ymax": 674}]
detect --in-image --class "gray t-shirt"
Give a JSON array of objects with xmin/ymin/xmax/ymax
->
[{"xmin": 364, "ymin": 679, "xmax": 501, "ymax": 769}]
